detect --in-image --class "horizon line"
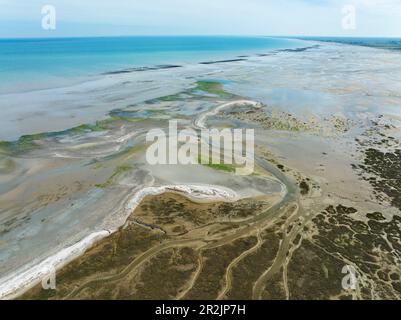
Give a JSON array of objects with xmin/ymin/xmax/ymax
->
[{"xmin": 1, "ymin": 34, "xmax": 401, "ymax": 41}]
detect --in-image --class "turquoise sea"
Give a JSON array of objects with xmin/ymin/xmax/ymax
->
[{"xmin": 0, "ymin": 36, "xmax": 306, "ymax": 93}]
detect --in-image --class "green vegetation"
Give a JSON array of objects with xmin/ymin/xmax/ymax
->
[
  {"xmin": 193, "ymin": 81, "xmax": 228, "ymax": 96},
  {"xmin": 197, "ymin": 155, "xmax": 236, "ymax": 173},
  {"xmin": 157, "ymin": 93, "xmax": 183, "ymax": 102},
  {"xmin": 228, "ymin": 230, "xmax": 282, "ymax": 299},
  {"xmin": 0, "ymin": 80, "xmax": 232, "ymax": 157},
  {"xmin": 0, "ymin": 122, "xmax": 108, "ymax": 156},
  {"xmin": 226, "ymin": 108, "xmax": 312, "ymax": 133},
  {"xmin": 21, "ymin": 224, "xmax": 166, "ymax": 300},
  {"xmin": 95, "ymin": 164, "xmax": 133, "ymax": 189},
  {"xmin": 0, "ymin": 134, "xmax": 45, "ymax": 155},
  {"xmin": 154, "ymin": 80, "xmax": 233, "ymax": 103},
  {"xmin": 184, "ymin": 236, "xmax": 257, "ymax": 299},
  {"xmin": 67, "ymin": 122, "xmax": 107, "ymax": 134},
  {"xmin": 204, "ymin": 162, "xmax": 236, "ymax": 173}
]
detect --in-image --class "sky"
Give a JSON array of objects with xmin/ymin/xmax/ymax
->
[{"xmin": 0, "ymin": 0, "xmax": 401, "ymax": 38}]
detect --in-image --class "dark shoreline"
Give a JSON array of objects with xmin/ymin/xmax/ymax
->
[
  {"xmin": 292, "ymin": 36, "xmax": 401, "ymax": 51},
  {"xmin": 100, "ymin": 42, "xmax": 319, "ymax": 76},
  {"xmin": 102, "ymin": 64, "xmax": 182, "ymax": 75}
]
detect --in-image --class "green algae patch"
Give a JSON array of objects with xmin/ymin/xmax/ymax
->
[
  {"xmin": 0, "ymin": 121, "xmax": 109, "ymax": 156},
  {"xmin": 108, "ymin": 108, "xmax": 169, "ymax": 122},
  {"xmin": 197, "ymin": 155, "xmax": 236, "ymax": 173},
  {"xmin": 157, "ymin": 93, "xmax": 184, "ymax": 102},
  {"xmin": 153, "ymin": 80, "xmax": 234, "ymax": 103},
  {"xmin": 193, "ymin": 80, "xmax": 232, "ymax": 97},
  {"xmin": 205, "ymin": 162, "xmax": 236, "ymax": 173},
  {"xmin": 95, "ymin": 164, "xmax": 133, "ymax": 189},
  {"xmin": 194, "ymin": 81, "xmax": 223, "ymax": 93},
  {"xmin": 0, "ymin": 134, "xmax": 45, "ymax": 155},
  {"xmin": 64, "ymin": 122, "xmax": 106, "ymax": 135},
  {"xmin": 17, "ymin": 134, "xmax": 45, "ymax": 152}
]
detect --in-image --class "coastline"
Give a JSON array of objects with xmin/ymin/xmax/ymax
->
[{"xmin": 0, "ymin": 183, "xmax": 241, "ymax": 299}]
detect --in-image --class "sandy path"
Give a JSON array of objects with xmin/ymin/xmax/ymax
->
[
  {"xmin": 64, "ymin": 239, "xmax": 206, "ymax": 300},
  {"xmin": 217, "ymin": 229, "xmax": 263, "ymax": 300}
]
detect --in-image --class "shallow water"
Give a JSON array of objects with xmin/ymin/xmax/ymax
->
[{"xmin": 0, "ymin": 36, "xmax": 306, "ymax": 94}]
